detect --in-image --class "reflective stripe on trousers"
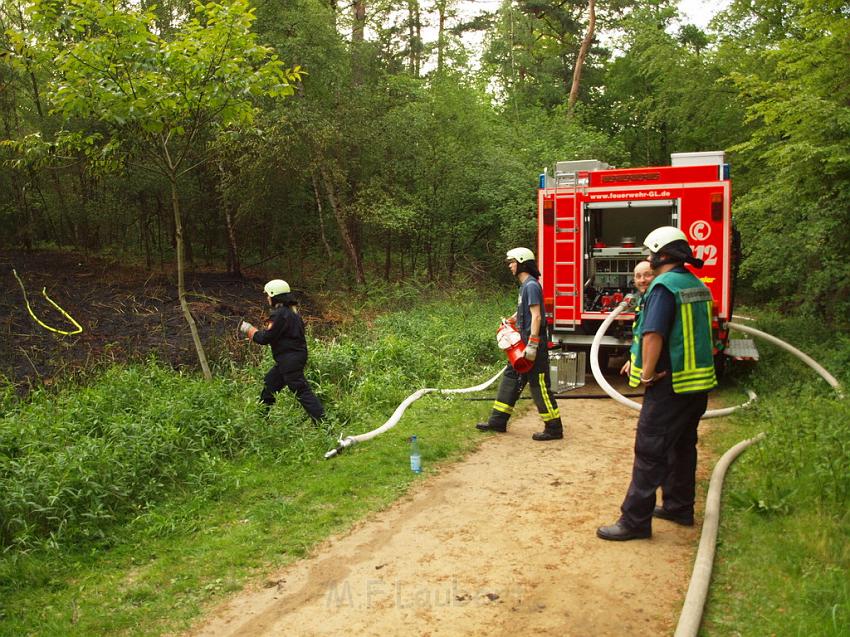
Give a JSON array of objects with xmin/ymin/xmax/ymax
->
[{"xmin": 487, "ymin": 345, "xmax": 562, "ymax": 429}]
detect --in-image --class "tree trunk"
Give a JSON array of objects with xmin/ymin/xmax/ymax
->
[
  {"xmin": 426, "ymin": 231, "xmax": 434, "ymax": 281},
  {"xmin": 352, "ymin": 0, "xmax": 365, "ymax": 42},
  {"xmin": 156, "ymin": 192, "xmax": 165, "ymax": 270},
  {"xmin": 216, "ymin": 161, "xmax": 242, "ymax": 277},
  {"xmin": 407, "ymin": 0, "xmax": 416, "ymax": 74},
  {"xmin": 170, "ymin": 176, "xmax": 212, "ymax": 380},
  {"xmin": 567, "ymin": 0, "xmax": 596, "ymax": 116},
  {"xmin": 436, "ymin": 0, "xmax": 447, "ymax": 74},
  {"xmin": 311, "ymin": 171, "xmax": 334, "ymax": 260},
  {"xmin": 320, "ymin": 167, "xmax": 366, "ymax": 285},
  {"xmin": 1, "ymin": 106, "xmax": 31, "ymax": 249},
  {"xmin": 224, "ymin": 204, "xmax": 241, "ymax": 277},
  {"xmin": 139, "ymin": 193, "xmax": 152, "ymax": 270},
  {"xmin": 352, "ymin": 0, "xmax": 366, "ymax": 86},
  {"xmin": 184, "ymin": 211, "xmax": 194, "ymax": 266},
  {"xmin": 407, "ymin": 0, "xmax": 422, "ymax": 76},
  {"xmin": 384, "ymin": 230, "xmax": 392, "ymax": 281}
]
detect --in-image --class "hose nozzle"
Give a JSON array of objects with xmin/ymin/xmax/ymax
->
[{"xmin": 324, "ymin": 436, "xmax": 355, "ymax": 460}]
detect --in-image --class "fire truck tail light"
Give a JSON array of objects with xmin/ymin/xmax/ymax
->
[
  {"xmin": 544, "ymin": 298, "xmax": 554, "ymax": 314},
  {"xmin": 711, "ymin": 193, "xmax": 723, "ymax": 221}
]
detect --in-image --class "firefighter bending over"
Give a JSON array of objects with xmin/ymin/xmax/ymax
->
[
  {"xmin": 239, "ymin": 279, "xmax": 325, "ymax": 423},
  {"xmin": 597, "ymin": 227, "xmax": 717, "ymax": 541},
  {"xmin": 476, "ymin": 248, "xmax": 564, "ymax": 441}
]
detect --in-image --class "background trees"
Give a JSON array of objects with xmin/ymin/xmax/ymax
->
[
  {"xmin": 1, "ymin": 0, "xmax": 848, "ymax": 320},
  {"xmin": 7, "ymin": 0, "xmax": 301, "ymax": 377},
  {"xmin": 715, "ymin": 0, "xmax": 850, "ymax": 317}
]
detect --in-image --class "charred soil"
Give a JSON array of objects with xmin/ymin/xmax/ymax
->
[{"xmin": 0, "ymin": 249, "xmax": 325, "ymax": 393}]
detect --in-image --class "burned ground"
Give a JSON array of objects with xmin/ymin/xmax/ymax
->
[{"xmin": 0, "ymin": 250, "xmax": 325, "ymax": 394}]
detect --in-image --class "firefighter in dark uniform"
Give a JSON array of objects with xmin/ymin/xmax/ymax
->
[
  {"xmin": 598, "ymin": 227, "xmax": 717, "ymax": 540},
  {"xmin": 239, "ymin": 279, "xmax": 325, "ymax": 423},
  {"xmin": 475, "ymin": 247, "xmax": 564, "ymax": 441}
]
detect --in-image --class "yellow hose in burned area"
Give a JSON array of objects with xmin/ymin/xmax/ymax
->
[{"xmin": 12, "ymin": 268, "xmax": 83, "ymax": 336}]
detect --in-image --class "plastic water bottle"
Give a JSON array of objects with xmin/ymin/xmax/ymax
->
[{"xmin": 410, "ymin": 435, "xmax": 422, "ymax": 474}]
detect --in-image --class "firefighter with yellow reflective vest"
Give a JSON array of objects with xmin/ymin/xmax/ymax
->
[
  {"xmin": 598, "ymin": 226, "xmax": 718, "ymax": 541},
  {"xmin": 475, "ymin": 247, "xmax": 564, "ymax": 441}
]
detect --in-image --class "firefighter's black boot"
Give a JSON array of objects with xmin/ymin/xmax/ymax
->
[
  {"xmin": 532, "ymin": 419, "xmax": 563, "ymax": 441},
  {"xmin": 477, "ymin": 367, "xmax": 522, "ymax": 433},
  {"xmin": 476, "ymin": 421, "xmax": 507, "ymax": 432}
]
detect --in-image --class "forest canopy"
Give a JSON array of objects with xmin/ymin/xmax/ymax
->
[{"xmin": 1, "ymin": 0, "xmax": 848, "ymax": 318}]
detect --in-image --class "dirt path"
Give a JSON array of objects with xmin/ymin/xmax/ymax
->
[{"xmin": 188, "ymin": 381, "xmax": 711, "ymax": 636}]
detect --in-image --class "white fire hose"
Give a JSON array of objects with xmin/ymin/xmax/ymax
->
[
  {"xmin": 324, "ymin": 368, "xmax": 505, "ymax": 459},
  {"xmin": 589, "ymin": 295, "xmax": 844, "ymax": 637},
  {"xmin": 589, "ymin": 295, "xmax": 757, "ymax": 417},
  {"xmin": 724, "ymin": 322, "xmax": 843, "ymax": 399}
]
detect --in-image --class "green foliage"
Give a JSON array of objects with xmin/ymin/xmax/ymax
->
[
  {"xmin": 13, "ymin": 0, "xmax": 300, "ymax": 175},
  {"xmin": 722, "ymin": 309, "xmax": 850, "ymax": 511},
  {"xmin": 1, "ymin": 0, "xmax": 848, "ymax": 334},
  {"xmin": 310, "ymin": 288, "xmax": 504, "ymax": 424},
  {"xmin": 0, "ymin": 362, "xmax": 269, "ymax": 551},
  {"xmin": 0, "ymin": 289, "xmax": 505, "ymax": 553},
  {"xmin": 598, "ymin": 3, "xmax": 745, "ymax": 166},
  {"xmin": 719, "ymin": 0, "xmax": 850, "ymax": 319},
  {"xmin": 482, "ymin": 0, "xmax": 629, "ymax": 112},
  {"xmin": 0, "ymin": 376, "xmax": 15, "ymax": 416}
]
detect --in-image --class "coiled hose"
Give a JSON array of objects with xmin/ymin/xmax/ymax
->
[{"xmin": 589, "ymin": 296, "xmax": 757, "ymax": 417}]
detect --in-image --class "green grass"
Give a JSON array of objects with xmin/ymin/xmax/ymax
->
[
  {"xmin": 700, "ymin": 307, "xmax": 850, "ymax": 636},
  {"xmin": 0, "ymin": 400, "xmax": 490, "ymax": 636},
  {"xmin": 8, "ymin": 294, "xmax": 847, "ymax": 635},
  {"xmin": 0, "ymin": 288, "xmax": 512, "ymax": 636}
]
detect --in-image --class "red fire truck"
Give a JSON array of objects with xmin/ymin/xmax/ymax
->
[{"xmin": 537, "ymin": 151, "xmax": 743, "ymax": 369}]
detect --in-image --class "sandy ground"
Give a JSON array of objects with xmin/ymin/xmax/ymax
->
[{"xmin": 187, "ymin": 377, "xmax": 712, "ymax": 637}]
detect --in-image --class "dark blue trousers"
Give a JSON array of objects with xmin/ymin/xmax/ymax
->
[
  {"xmin": 619, "ymin": 376, "xmax": 708, "ymax": 531},
  {"xmin": 261, "ymin": 352, "xmax": 325, "ymax": 422}
]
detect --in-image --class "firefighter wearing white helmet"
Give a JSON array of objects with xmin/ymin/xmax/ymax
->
[
  {"xmin": 239, "ymin": 279, "xmax": 325, "ymax": 422},
  {"xmin": 505, "ymin": 246, "xmax": 535, "ymax": 264},
  {"xmin": 475, "ymin": 247, "xmax": 564, "ymax": 441},
  {"xmin": 263, "ymin": 279, "xmax": 290, "ymax": 297},
  {"xmin": 597, "ymin": 226, "xmax": 716, "ymax": 541}
]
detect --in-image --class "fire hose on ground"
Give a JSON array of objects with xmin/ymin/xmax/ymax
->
[
  {"xmin": 324, "ymin": 368, "xmax": 505, "ymax": 459},
  {"xmin": 590, "ymin": 295, "xmax": 844, "ymax": 637}
]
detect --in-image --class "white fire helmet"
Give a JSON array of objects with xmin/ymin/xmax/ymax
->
[
  {"xmin": 644, "ymin": 226, "xmax": 688, "ymax": 253},
  {"xmin": 505, "ymin": 247, "xmax": 535, "ymax": 263},
  {"xmin": 263, "ymin": 279, "xmax": 290, "ymax": 297}
]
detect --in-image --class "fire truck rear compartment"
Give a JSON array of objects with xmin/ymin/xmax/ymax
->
[{"xmin": 583, "ymin": 201, "xmax": 674, "ymax": 312}]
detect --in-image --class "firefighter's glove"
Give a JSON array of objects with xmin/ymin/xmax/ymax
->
[
  {"xmin": 239, "ymin": 321, "xmax": 258, "ymax": 340},
  {"xmin": 525, "ymin": 336, "xmax": 540, "ymax": 361},
  {"xmin": 501, "ymin": 316, "xmax": 517, "ymax": 327}
]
